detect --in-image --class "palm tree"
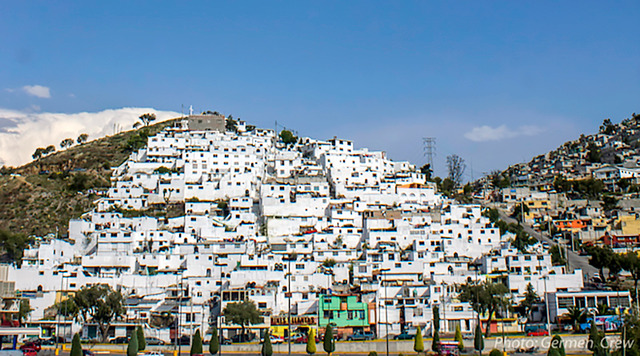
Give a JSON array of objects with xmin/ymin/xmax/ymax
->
[{"xmin": 564, "ymin": 306, "xmax": 586, "ymax": 333}]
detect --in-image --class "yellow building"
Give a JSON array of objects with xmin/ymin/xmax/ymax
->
[{"xmin": 614, "ymin": 215, "xmax": 640, "ymax": 236}]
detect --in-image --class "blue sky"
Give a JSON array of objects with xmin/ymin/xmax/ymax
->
[{"xmin": 1, "ymin": 1, "xmax": 639, "ymax": 177}]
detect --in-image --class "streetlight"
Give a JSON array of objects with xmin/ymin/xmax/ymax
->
[
  {"xmin": 55, "ymin": 270, "xmax": 68, "ymax": 352},
  {"xmin": 284, "ymin": 252, "xmax": 297, "ymax": 356},
  {"xmin": 380, "ymin": 268, "xmax": 390, "ymax": 356},
  {"xmin": 215, "ymin": 261, "xmax": 226, "ymax": 356}
]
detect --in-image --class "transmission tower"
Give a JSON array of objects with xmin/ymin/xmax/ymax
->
[{"xmin": 423, "ymin": 137, "xmax": 436, "ymax": 168}]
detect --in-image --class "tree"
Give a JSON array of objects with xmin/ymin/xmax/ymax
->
[
  {"xmin": 139, "ymin": 113, "xmax": 156, "ymax": 127},
  {"xmin": 586, "ymin": 245, "xmax": 615, "ymax": 281},
  {"xmin": 489, "ymin": 349, "xmax": 502, "ymax": 356},
  {"xmin": 127, "ymin": 333, "xmax": 139, "ymax": 356},
  {"xmin": 77, "ymin": 133, "xmax": 89, "ymax": 145},
  {"xmin": 515, "ymin": 283, "xmax": 540, "ymax": 318},
  {"xmin": 620, "ymin": 252, "xmax": 640, "ymax": 293},
  {"xmin": 547, "ymin": 335, "xmax": 565, "ymax": 356},
  {"xmin": 0, "ymin": 230, "xmax": 32, "ymax": 266},
  {"xmin": 223, "ymin": 300, "xmax": 262, "ymax": 337},
  {"xmin": 455, "ymin": 324, "xmax": 464, "ymax": 352},
  {"xmin": 280, "ymin": 130, "xmax": 297, "ymax": 145},
  {"xmin": 564, "ymin": 306, "xmax": 587, "ymax": 333},
  {"xmin": 18, "ymin": 299, "xmax": 32, "ymax": 325},
  {"xmin": 431, "ymin": 306, "xmax": 440, "ymax": 353},
  {"xmin": 57, "ymin": 284, "xmax": 125, "ymax": 342},
  {"xmin": 136, "ymin": 325, "xmax": 146, "ymax": 351},
  {"xmin": 209, "ymin": 326, "xmax": 219, "ymax": 355},
  {"xmin": 306, "ymin": 328, "xmax": 317, "ymax": 355},
  {"xmin": 60, "ymin": 138, "xmax": 74, "ymax": 149},
  {"xmin": 458, "ymin": 281, "xmax": 509, "ymax": 336},
  {"xmin": 446, "ymin": 154, "xmax": 466, "ymax": 187},
  {"xmin": 261, "ymin": 330, "xmax": 272, "ymax": 356},
  {"xmin": 44, "ymin": 145, "xmax": 55, "ymax": 155},
  {"xmin": 550, "ymin": 245, "xmax": 566, "ymax": 266},
  {"xmin": 32, "ymin": 147, "xmax": 45, "ymax": 160},
  {"xmin": 589, "ymin": 320, "xmax": 609, "ymax": 356},
  {"xmin": 70, "ymin": 333, "xmax": 82, "ymax": 356},
  {"xmin": 474, "ymin": 323, "xmax": 484, "ymax": 355},
  {"xmin": 323, "ymin": 324, "xmax": 335, "ymax": 356},
  {"xmin": 419, "ymin": 164, "xmax": 432, "ymax": 181},
  {"xmin": 414, "ymin": 325, "xmax": 424, "ymax": 355},
  {"xmin": 191, "ymin": 328, "xmax": 203, "ymax": 356}
]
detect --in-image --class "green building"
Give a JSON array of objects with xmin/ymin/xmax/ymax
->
[{"xmin": 318, "ymin": 294, "xmax": 373, "ymax": 336}]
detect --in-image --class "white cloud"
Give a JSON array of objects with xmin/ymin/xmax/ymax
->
[
  {"xmin": 464, "ymin": 124, "xmax": 544, "ymax": 142},
  {"xmin": 22, "ymin": 85, "xmax": 51, "ymax": 98},
  {"xmin": 0, "ymin": 107, "xmax": 181, "ymax": 167}
]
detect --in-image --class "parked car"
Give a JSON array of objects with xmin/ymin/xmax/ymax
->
[
  {"xmin": 145, "ymin": 337, "xmax": 167, "ymax": 345},
  {"xmin": 346, "ymin": 331, "xmax": 375, "ymax": 341},
  {"xmin": 141, "ymin": 352, "xmax": 163, "ymax": 356},
  {"xmin": 269, "ymin": 335, "xmax": 284, "ymax": 344},
  {"xmin": 393, "ymin": 332, "xmax": 414, "ymax": 340},
  {"xmin": 82, "ymin": 350, "xmax": 95, "ymax": 356},
  {"xmin": 526, "ymin": 330, "xmax": 549, "ymax": 336},
  {"xmin": 110, "ymin": 336, "xmax": 129, "ymax": 344},
  {"xmin": 230, "ymin": 334, "xmax": 255, "ymax": 343},
  {"xmin": 21, "ymin": 348, "xmax": 37, "ymax": 356},
  {"xmin": 171, "ymin": 335, "xmax": 191, "ymax": 345},
  {"xmin": 291, "ymin": 333, "xmax": 319, "ymax": 344},
  {"xmin": 19, "ymin": 343, "xmax": 41, "ymax": 352}
]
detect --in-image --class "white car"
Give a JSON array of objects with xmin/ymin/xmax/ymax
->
[{"xmin": 141, "ymin": 352, "xmax": 163, "ymax": 356}]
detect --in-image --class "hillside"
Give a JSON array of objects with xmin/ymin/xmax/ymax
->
[
  {"xmin": 487, "ymin": 112, "xmax": 640, "ymax": 196},
  {"xmin": 0, "ymin": 118, "xmax": 179, "ymax": 237}
]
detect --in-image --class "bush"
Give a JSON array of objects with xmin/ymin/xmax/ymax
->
[
  {"xmin": 368, "ymin": 352, "xmax": 378, "ymax": 356},
  {"xmin": 489, "ymin": 349, "xmax": 502, "ymax": 356}
]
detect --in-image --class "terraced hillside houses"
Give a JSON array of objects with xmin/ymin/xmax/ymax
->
[{"xmin": 8, "ymin": 114, "xmax": 588, "ymax": 342}]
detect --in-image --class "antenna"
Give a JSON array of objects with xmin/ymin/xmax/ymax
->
[{"xmin": 422, "ymin": 137, "xmax": 436, "ymax": 168}]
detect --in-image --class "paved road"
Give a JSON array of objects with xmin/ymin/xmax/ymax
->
[{"xmin": 482, "ymin": 202, "xmax": 597, "ymax": 280}]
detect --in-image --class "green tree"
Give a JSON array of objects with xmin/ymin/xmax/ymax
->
[
  {"xmin": 209, "ymin": 326, "xmax": 220, "ymax": 355},
  {"xmin": 191, "ymin": 329, "xmax": 203, "ymax": 356},
  {"xmin": 589, "ymin": 319, "xmax": 609, "ymax": 356},
  {"xmin": 547, "ymin": 335, "xmax": 566, "ymax": 356},
  {"xmin": 455, "ymin": 324, "xmax": 464, "ymax": 352},
  {"xmin": 279, "ymin": 130, "xmax": 297, "ymax": 145},
  {"xmin": 70, "ymin": 333, "xmax": 82, "ymax": 356},
  {"xmin": 0, "ymin": 230, "xmax": 32, "ymax": 266},
  {"xmin": 414, "ymin": 325, "xmax": 424, "ymax": 355},
  {"xmin": 489, "ymin": 349, "xmax": 502, "ymax": 356},
  {"xmin": 136, "ymin": 325, "xmax": 146, "ymax": 351},
  {"xmin": 564, "ymin": 306, "xmax": 587, "ymax": 333},
  {"xmin": 57, "ymin": 284, "xmax": 126, "ymax": 342},
  {"xmin": 139, "ymin": 113, "xmax": 157, "ymax": 127},
  {"xmin": 77, "ymin": 133, "xmax": 89, "ymax": 145},
  {"xmin": 18, "ymin": 299, "xmax": 32, "ymax": 325},
  {"xmin": 261, "ymin": 331, "xmax": 272, "ymax": 356},
  {"xmin": 516, "ymin": 283, "xmax": 540, "ymax": 317},
  {"xmin": 306, "ymin": 328, "xmax": 317, "ymax": 355},
  {"xmin": 550, "ymin": 245, "xmax": 566, "ymax": 266},
  {"xmin": 323, "ymin": 324, "xmax": 335, "ymax": 356},
  {"xmin": 431, "ymin": 306, "xmax": 440, "ymax": 353},
  {"xmin": 458, "ymin": 281, "xmax": 509, "ymax": 336},
  {"xmin": 474, "ymin": 323, "xmax": 484, "ymax": 355},
  {"xmin": 60, "ymin": 138, "xmax": 74, "ymax": 149},
  {"xmin": 44, "ymin": 145, "xmax": 55, "ymax": 155},
  {"xmin": 127, "ymin": 333, "xmax": 138, "ymax": 356},
  {"xmin": 223, "ymin": 300, "xmax": 262, "ymax": 337},
  {"xmin": 620, "ymin": 252, "xmax": 640, "ymax": 294},
  {"xmin": 420, "ymin": 164, "xmax": 433, "ymax": 181},
  {"xmin": 32, "ymin": 147, "xmax": 45, "ymax": 160},
  {"xmin": 586, "ymin": 245, "xmax": 615, "ymax": 280}
]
